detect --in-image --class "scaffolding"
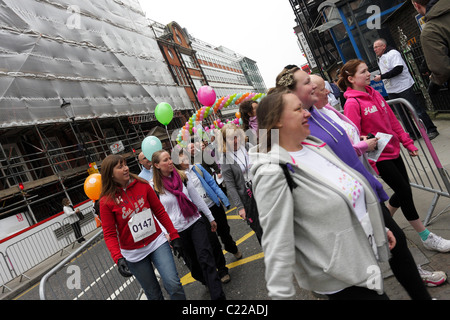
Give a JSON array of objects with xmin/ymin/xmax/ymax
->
[
  {"xmin": 0, "ymin": 112, "xmax": 191, "ymax": 224},
  {"xmin": 0, "ymin": 0, "xmax": 194, "ymax": 225}
]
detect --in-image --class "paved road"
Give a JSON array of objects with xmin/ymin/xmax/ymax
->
[{"xmin": 13, "ymin": 209, "xmax": 316, "ymax": 300}]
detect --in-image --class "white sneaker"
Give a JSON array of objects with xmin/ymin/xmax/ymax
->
[
  {"xmin": 422, "ymin": 232, "xmax": 450, "ymax": 253},
  {"xmin": 417, "ymin": 265, "xmax": 447, "ymax": 287}
]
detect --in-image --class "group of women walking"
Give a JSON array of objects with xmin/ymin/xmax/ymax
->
[{"xmin": 98, "ymin": 58, "xmax": 448, "ymax": 300}]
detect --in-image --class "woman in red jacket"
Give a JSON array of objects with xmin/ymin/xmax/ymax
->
[{"xmin": 100, "ymin": 154, "xmax": 186, "ymax": 300}]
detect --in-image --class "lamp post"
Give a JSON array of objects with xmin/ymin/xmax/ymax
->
[{"xmin": 60, "ymin": 99, "xmax": 93, "ymax": 164}]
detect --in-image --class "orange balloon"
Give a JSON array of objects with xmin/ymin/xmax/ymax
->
[
  {"xmin": 84, "ymin": 173, "xmax": 102, "ymax": 200},
  {"xmin": 235, "ymin": 112, "xmax": 241, "ymax": 119}
]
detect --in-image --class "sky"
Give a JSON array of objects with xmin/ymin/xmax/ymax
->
[{"xmin": 138, "ymin": 0, "xmax": 308, "ymax": 89}]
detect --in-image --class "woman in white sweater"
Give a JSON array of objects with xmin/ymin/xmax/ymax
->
[
  {"xmin": 62, "ymin": 198, "xmax": 85, "ymax": 243},
  {"xmin": 151, "ymin": 150, "xmax": 225, "ymax": 300},
  {"xmin": 249, "ymin": 88, "xmax": 395, "ymax": 300}
]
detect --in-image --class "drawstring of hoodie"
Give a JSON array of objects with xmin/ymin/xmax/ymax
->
[
  {"xmin": 313, "ymin": 106, "xmax": 344, "ymax": 136},
  {"xmin": 309, "ymin": 107, "xmax": 344, "ymax": 143}
]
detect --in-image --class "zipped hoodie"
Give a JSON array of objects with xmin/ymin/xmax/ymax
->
[
  {"xmin": 249, "ymin": 138, "xmax": 390, "ymax": 299},
  {"xmin": 308, "ymin": 105, "xmax": 388, "ymax": 202},
  {"xmin": 343, "ymin": 86, "xmax": 417, "ymax": 165},
  {"xmin": 100, "ymin": 179, "xmax": 179, "ymax": 264}
]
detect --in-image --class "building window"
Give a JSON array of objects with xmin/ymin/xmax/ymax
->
[
  {"xmin": 46, "ymin": 137, "xmax": 72, "ymax": 172},
  {"xmin": 168, "ymin": 49, "xmax": 174, "ymax": 59},
  {"xmin": 182, "ymin": 53, "xmax": 197, "ymax": 69},
  {"xmin": 0, "ymin": 143, "xmax": 33, "ymax": 188}
]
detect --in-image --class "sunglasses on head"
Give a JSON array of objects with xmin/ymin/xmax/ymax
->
[{"xmin": 284, "ymin": 64, "xmax": 298, "ymax": 70}]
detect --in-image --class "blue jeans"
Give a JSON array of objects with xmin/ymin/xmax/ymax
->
[{"xmin": 126, "ymin": 241, "xmax": 186, "ymax": 300}]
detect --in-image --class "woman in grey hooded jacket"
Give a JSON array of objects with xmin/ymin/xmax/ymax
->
[{"xmin": 249, "ymin": 88, "xmax": 395, "ymax": 300}]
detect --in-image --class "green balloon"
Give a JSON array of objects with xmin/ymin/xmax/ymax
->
[{"xmin": 155, "ymin": 102, "xmax": 173, "ymax": 125}]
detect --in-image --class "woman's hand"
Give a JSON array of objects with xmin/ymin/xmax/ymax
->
[
  {"xmin": 238, "ymin": 208, "xmax": 246, "ymax": 220},
  {"xmin": 387, "ymin": 230, "xmax": 396, "ymax": 250},
  {"xmin": 362, "ymin": 136, "xmax": 379, "ymax": 152},
  {"xmin": 210, "ymin": 221, "xmax": 217, "ymax": 233},
  {"xmin": 409, "ymin": 150, "xmax": 419, "ymax": 157}
]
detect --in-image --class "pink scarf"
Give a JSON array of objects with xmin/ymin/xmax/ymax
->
[
  {"xmin": 162, "ymin": 170, "xmax": 198, "ymax": 219},
  {"xmin": 249, "ymin": 116, "xmax": 258, "ymax": 132}
]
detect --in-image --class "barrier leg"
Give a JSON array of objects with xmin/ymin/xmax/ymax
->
[{"xmin": 423, "ymin": 193, "xmax": 440, "ymax": 226}]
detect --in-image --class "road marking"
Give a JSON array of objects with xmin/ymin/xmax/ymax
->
[
  {"xmin": 13, "ymin": 281, "xmax": 40, "ymax": 300},
  {"xmin": 227, "ymin": 215, "xmax": 243, "ymax": 220},
  {"xmin": 225, "ymin": 207, "xmax": 236, "ymax": 214},
  {"xmin": 180, "ymin": 230, "xmax": 264, "ymax": 286},
  {"xmin": 107, "ymin": 277, "xmax": 136, "ymax": 300}
]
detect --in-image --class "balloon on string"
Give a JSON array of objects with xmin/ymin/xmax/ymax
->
[
  {"xmin": 197, "ymin": 86, "xmax": 217, "ymax": 107},
  {"xmin": 141, "ymin": 136, "xmax": 162, "ymax": 161},
  {"xmin": 175, "ymin": 92, "xmax": 266, "ymax": 146},
  {"xmin": 84, "ymin": 173, "xmax": 102, "ymax": 200},
  {"xmin": 155, "ymin": 102, "xmax": 173, "ymax": 126}
]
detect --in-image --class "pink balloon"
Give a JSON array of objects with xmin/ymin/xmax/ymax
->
[
  {"xmin": 210, "ymin": 124, "xmax": 215, "ymax": 129},
  {"xmin": 197, "ymin": 86, "xmax": 217, "ymax": 107}
]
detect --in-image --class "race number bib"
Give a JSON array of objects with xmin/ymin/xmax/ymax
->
[{"xmin": 128, "ymin": 208, "xmax": 156, "ymax": 242}]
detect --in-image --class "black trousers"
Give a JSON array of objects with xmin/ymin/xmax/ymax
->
[
  {"xmin": 179, "ymin": 218, "xmax": 225, "ymax": 300},
  {"xmin": 70, "ymin": 221, "xmax": 84, "ymax": 243},
  {"xmin": 328, "ymin": 286, "xmax": 390, "ymax": 300},
  {"xmin": 376, "ymin": 156, "xmax": 419, "ymax": 221},
  {"xmin": 200, "ymin": 214, "xmax": 229, "ymax": 278},
  {"xmin": 380, "ymin": 202, "xmax": 431, "ymax": 300},
  {"xmin": 209, "ymin": 204, "xmax": 238, "ymax": 254}
]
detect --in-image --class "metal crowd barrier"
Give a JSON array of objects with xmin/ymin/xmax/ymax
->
[
  {"xmin": 387, "ymin": 98, "xmax": 450, "ymax": 226},
  {"xmin": 0, "ymin": 206, "xmax": 98, "ymax": 291},
  {"xmin": 39, "ymin": 229, "xmax": 143, "ymax": 300}
]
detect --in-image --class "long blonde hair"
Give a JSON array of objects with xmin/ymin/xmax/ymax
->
[
  {"xmin": 219, "ymin": 123, "xmax": 245, "ymax": 154},
  {"xmin": 151, "ymin": 149, "xmax": 187, "ymax": 194}
]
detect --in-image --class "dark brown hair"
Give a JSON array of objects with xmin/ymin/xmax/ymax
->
[
  {"xmin": 239, "ymin": 100, "xmax": 258, "ymax": 130},
  {"xmin": 100, "ymin": 154, "xmax": 147, "ymax": 201},
  {"xmin": 336, "ymin": 59, "xmax": 365, "ymax": 91},
  {"xmin": 411, "ymin": 0, "xmax": 430, "ymax": 5}
]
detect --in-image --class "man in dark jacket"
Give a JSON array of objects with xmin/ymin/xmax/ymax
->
[{"xmin": 412, "ymin": 0, "xmax": 450, "ymax": 91}]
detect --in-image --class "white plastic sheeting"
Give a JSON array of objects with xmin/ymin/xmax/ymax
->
[{"xmin": 0, "ymin": 0, "xmax": 192, "ymax": 128}]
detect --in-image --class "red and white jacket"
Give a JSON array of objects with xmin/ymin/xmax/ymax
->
[{"xmin": 100, "ymin": 179, "xmax": 179, "ymax": 264}]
